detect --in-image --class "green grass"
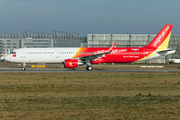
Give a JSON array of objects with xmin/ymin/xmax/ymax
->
[{"xmin": 0, "ymin": 72, "xmax": 180, "ymax": 119}]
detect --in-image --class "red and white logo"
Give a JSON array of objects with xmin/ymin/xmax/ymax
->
[
  {"xmin": 153, "ymin": 26, "xmax": 169, "ymax": 47},
  {"xmin": 12, "ymin": 54, "xmax": 16, "ymax": 57}
]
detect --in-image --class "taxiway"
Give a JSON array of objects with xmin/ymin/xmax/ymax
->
[{"xmin": 0, "ymin": 68, "xmax": 180, "ymax": 73}]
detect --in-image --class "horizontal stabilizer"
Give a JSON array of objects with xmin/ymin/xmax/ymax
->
[{"xmin": 157, "ymin": 49, "xmax": 175, "ymax": 56}]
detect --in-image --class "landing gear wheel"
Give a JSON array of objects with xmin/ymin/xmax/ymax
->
[
  {"xmin": 21, "ymin": 67, "xmax": 26, "ymax": 71},
  {"xmin": 86, "ymin": 66, "xmax": 93, "ymax": 71}
]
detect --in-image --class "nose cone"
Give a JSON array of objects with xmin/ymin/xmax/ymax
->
[
  {"xmin": 4, "ymin": 55, "xmax": 10, "ymax": 62},
  {"xmin": 5, "ymin": 54, "xmax": 17, "ymax": 62},
  {"xmin": 0, "ymin": 56, "xmax": 4, "ymax": 61}
]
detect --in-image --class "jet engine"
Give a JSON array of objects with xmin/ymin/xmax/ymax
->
[{"xmin": 64, "ymin": 59, "xmax": 83, "ymax": 68}]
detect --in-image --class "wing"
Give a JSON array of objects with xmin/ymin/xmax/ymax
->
[{"xmin": 79, "ymin": 43, "xmax": 116, "ymax": 62}]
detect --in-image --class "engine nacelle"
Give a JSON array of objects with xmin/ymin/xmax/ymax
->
[{"xmin": 64, "ymin": 59, "xmax": 83, "ymax": 68}]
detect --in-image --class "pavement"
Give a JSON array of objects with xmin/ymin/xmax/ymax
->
[{"xmin": 0, "ymin": 67, "xmax": 180, "ymax": 73}]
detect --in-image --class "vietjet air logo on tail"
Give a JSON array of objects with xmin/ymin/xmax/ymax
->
[
  {"xmin": 153, "ymin": 26, "xmax": 169, "ymax": 47},
  {"xmin": 136, "ymin": 24, "xmax": 173, "ymax": 62},
  {"xmin": 146, "ymin": 24, "xmax": 173, "ymax": 50}
]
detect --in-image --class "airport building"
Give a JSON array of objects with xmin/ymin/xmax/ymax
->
[
  {"xmin": 0, "ymin": 31, "xmax": 86, "ymax": 55},
  {"xmin": 87, "ymin": 34, "xmax": 180, "ymax": 63}
]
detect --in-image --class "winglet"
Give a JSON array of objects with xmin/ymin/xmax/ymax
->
[
  {"xmin": 108, "ymin": 43, "xmax": 116, "ymax": 52},
  {"xmin": 94, "ymin": 43, "xmax": 116, "ymax": 55}
]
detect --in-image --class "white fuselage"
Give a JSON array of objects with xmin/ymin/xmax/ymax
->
[{"xmin": 5, "ymin": 48, "xmax": 79, "ymax": 63}]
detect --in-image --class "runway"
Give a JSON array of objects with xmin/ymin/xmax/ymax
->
[{"xmin": 0, "ymin": 67, "xmax": 180, "ymax": 73}]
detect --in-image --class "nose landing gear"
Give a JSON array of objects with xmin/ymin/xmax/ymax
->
[
  {"xmin": 21, "ymin": 63, "xmax": 26, "ymax": 71},
  {"xmin": 21, "ymin": 67, "xmax": 26, "ymax": 71}
]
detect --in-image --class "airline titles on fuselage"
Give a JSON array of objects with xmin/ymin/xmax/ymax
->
[
  {"xmin": 131, "ymin": 48, "xmax": 139, "ymax": 51},
  {"xmin": 95, "ymin": 49, "xmax": 128, "ymax": 54},
  {"xmin": 123, "ymin": 55, "xmax": 139, "ymax": 58}
]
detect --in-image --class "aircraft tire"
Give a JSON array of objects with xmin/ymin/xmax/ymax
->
[
  {"xmin": 21, "ymin": 67, "xmax": 26, "ymax": 71},
  {"xmin": 86, "ymin": 66, "xmax": 93, "ymax": 71}
]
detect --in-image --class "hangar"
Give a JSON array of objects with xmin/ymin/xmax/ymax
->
[
  {"xmin": 87, "ymin": 34, "xmax": 180, "ymax": 63},
  {"xmin": 0, "ymin": 31, "xmax": 85, "ymax": 55}
]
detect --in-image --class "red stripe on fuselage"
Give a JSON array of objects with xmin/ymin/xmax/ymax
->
[{"xmin": 72, "ymin": 47, "xmax": 153, "ymax": 63}]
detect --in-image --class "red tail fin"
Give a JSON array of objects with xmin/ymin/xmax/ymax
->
[{"xmin": 146, "ymin": 24, "xmax": 173, "ymax": 50}]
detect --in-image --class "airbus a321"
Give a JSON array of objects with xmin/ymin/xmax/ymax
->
[{"xmin": 4, "ymin": 24, "xmax": 175, "ymax": 71}]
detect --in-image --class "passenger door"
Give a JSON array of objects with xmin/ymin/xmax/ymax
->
[
  {"xmin": 55, "ymin": 50, "xmax": 60, "ymax": 58},
  {"xmin": 21, "ymin": 50, "xmax": 26, "ymax": 58}
]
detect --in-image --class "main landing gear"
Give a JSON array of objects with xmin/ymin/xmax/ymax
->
[
  {"xmin": 86, "ymin": 65, "xmax": 93, "ymax": 71},
  {"xmin": 21, "ymin": 63, "xmax": 26, "ymax": 71},
  {"xmin": 86, "ymin": 60, "xmax": 93, "ymax": 71}
]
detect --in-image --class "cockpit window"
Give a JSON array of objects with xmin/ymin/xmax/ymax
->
[{"xmin": 10, "ymin": 52, "xmax": 16, "ymax": 54}]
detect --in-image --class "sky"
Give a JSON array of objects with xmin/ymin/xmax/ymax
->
[{"xmin": 0, "ymin": 0, "xmax": 180, "ymax": 37}]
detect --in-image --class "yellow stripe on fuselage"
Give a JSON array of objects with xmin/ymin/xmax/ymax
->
[{"xmin": 72, "ymin": 47, "xmax": 82, "ymax": 58}]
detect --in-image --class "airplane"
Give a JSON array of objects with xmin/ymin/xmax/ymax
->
[{"xmin": 4, "ymin": 24, "xmax": 175, "ymax": 71}]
